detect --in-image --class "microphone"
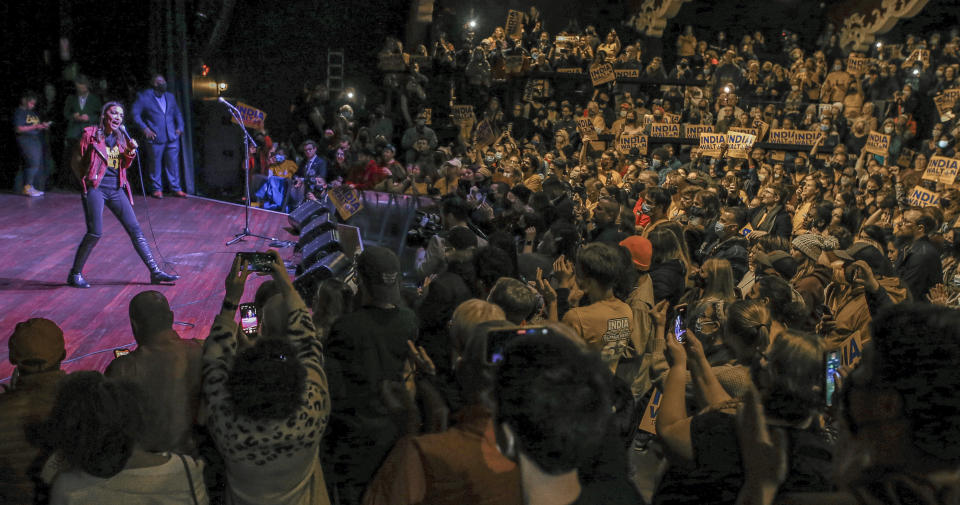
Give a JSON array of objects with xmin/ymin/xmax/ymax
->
[{"xmin": 118, "ymin": 125, "xmax": 138, "ymax": 151}]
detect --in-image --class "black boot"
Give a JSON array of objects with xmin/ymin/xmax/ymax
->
[
  {"xmin": 132, "ymin": 233, "xmax": 180, "ymax": 284},
  {"xmin": 67, "ymin": 272, "xmax": 91, "ymax": 288},
  {"xmin": 68, "ymin": 234, "xmax": 98, "ymax": 288}
]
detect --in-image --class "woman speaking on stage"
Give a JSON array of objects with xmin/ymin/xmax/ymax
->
[{"xmin": 67, "ymin": 101, "xmax": 179, "ymax": 288}]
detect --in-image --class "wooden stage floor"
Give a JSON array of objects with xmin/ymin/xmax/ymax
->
[{"xmin": 0, "ymin": 190, "xmax": 295, "ymax": 384}]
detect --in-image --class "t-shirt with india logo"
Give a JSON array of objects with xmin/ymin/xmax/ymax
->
[{"xmin": 561, "ymin": 298, "xmax": 635, "ymax": 373}]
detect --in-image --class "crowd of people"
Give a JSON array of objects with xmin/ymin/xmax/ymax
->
[{"xmin": 6, "ymin": 7, "xmax": 960, "ymax": 505}]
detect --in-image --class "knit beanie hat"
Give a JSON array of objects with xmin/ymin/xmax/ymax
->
[{"xmin": 792, "ymin": 233, "xmax": 839, "ymax": 261}]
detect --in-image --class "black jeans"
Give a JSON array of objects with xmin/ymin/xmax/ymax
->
[
  {"xmin": 82, "ymin": 178, "xmax": 143, "ymax": 239},
  {"xmin": 71, "ymin": 178, "xmax": 145, "ymax": 274}
]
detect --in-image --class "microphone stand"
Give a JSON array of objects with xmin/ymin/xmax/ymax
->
[{"xmin": 220, "ymin": 98, "xmax": 277, "ymax": 246}]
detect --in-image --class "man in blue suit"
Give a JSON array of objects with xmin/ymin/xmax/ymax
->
[{"xmin": 132, "ymin": 75, "xmax": 186, "ymax": 198}]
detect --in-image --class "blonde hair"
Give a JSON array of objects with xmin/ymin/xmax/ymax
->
[
  {"xmin": 450, "ymin": 299, "xmax": 506, "ymax": 354},
  {"xmin": 701, "ymin": 258, "xmax": 736, "ymax": 302}
]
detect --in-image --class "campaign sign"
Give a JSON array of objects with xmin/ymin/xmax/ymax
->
[
  {"xmin": 589, "ymin": 63, "xmax": 616, "ymax": 86},
  {"xmin": 328, "ymin": 185, "xmax": 364, "ymax": 221},
  {"xmin": 637, "ymin": 388, "xmax": 662, "ymax": 435},
  {"xmin": 616, "ymin": 132, "xmax": 648, "ymax": 155},
  {"xmin": 649, "ymin": 122, "xmax": 681, "ymax": 138},
  {"xmin": 614, "ymin": 68, "xmax": 640, "ymax": 79},
  {"xmin": 505, "ymin": 10, "xmax": 523, "ymax": 39},
  {"xmin": 699, "ymin": 132, "xmax": 727, "ymax": 157},
  {"xmin": 908, "ymin": 185, "xmax": 941, "ymax": 208},
  {"xmin": 839, "ymin": 331, "xmax": 863, "ymax": 369},
  {"xmin": 767, "ymin": 129, "xmax": 823, "ymax": 146},
  {"xmin": 726, "ymin": 131, "xmax": 757, "ymax": 159},
  {"xmin": 451, "ymin": 104, "xmax": 475, "ymax": 123},
  {"xmin": 864, "ymin": 131, "xmax": 891, "ymax": 155},
  {"xmin": 846, "ymin": 54, "xmax": 870, "ymax": 76},
  {"xmin": 576, "ymin": 117, "xmax": 598, "ymax": 140},
  {"xmin": 922, "ymin": 156, "xmax": 960, "ymax": 184},
  {"xmin": 934, "ymin": 89, "xmax": 960, "ymax": 120},
  {"xmin": 231, "ymin": 102, "xmax": 267, "ymax": 130},
  {"xmin": 683, "ymin": 124, "xmax": 714, "ymax": 139},
  {"xmin": 729, "ymin": 126, "xmax": 759, "ymax": 138}
]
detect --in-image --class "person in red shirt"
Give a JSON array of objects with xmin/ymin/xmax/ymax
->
[{"xmin": 360, "ymin": 144, "xmax": 403, "ymax": 189}]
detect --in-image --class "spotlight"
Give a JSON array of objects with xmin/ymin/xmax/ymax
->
[
  {"xmin": 913, "ymin": 68, "xmax": 920, "ymax": 75},
  {"xmin": 876, "ymin": 41, "xmax": 883, "ymax": 48},
  {"xmin": 468, "ymin": 20, "xmax": 477, "ymax": 29},
  {"xmin": 723, "ymin": 85, "xmax": 732, "ymax": 93},
  {"xmin": 218, "ymin": 82, "xmax": 228, "ymax": 92},
  {"xmin": 347, "ymin": 92, "xmax": 355, "ymax": 99}
]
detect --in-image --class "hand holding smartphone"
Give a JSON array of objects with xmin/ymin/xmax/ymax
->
[
  {"xmin": 237, "ymin": 252, "xmax": 274, "ymax": 273},
  {"xmin": 674, "ymin": 304, "xmax": 688, "ymax": 343},
  {"xmin": 486, "ymin": 326, "xmax": 550, "ymax": 364},
  {"xmin": 239, "ymin": 303, "xmax": 259, "ymax": 336},
  {"xmin": 824, "ymin": 350, "xmax": 841, "ymax": 407}
]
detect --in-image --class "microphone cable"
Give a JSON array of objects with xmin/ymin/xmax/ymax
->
[{"xmin": 131, "ymin": 144, "xmax": 180, "ymax": 276}]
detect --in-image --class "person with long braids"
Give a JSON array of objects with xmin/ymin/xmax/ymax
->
[{"xmin": 67, "ymin": 101, "xmax": 179, "ymax": 288}]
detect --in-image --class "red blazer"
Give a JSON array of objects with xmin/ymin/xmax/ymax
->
[{"xmin": 71, "ymin": 126, "xmax": 137, "ymax": 204}]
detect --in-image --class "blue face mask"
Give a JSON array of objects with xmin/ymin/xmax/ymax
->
[
  {"xmin": 820, "ymin": 124, "xmax": 831, "ymax": 132},
  {"xmin": 714, "ymin": 221, "xmax": 726, "ymax": 234},
  {"xmin": 651, "ymin": 159, "xmax": 662, "ymax": 169},
  {"xmin": 641, "ymin": 202, "xmax": 652, "ymax": 214},
  {"xmin": 939, "ymin": 140, "xmax": 949, "ymax": 149},
  {"xmin": 495, "ymin": 152, "xmax": 503, "ymax": 160},
  {"xmin": 274, "ymin": 154, "xmax": 285, "ymax": 163}
]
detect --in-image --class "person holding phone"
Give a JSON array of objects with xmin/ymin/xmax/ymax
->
[
  {"xmin": 203, "ymin": 249, "xmax": 331, "ymax": 505},
  {"xmin": 655, "ymin": 326, "xmax": 833, "ymax": 503},
  {"xmin": 66, "ymin": 101, "xmax": 179, "ymax": 289},
  {"xmin": 14, "ymin": 90, "xmax": 51, "ymax": 197}
]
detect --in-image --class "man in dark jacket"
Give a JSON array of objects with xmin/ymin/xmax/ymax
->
[
  {"xmin": 323, "ymin": 247, "xmax": 419, "ymax": 505},
  {"xmin": 131, "ymin": 74, "xmax": 186, "ymax": 198},
  {"xmin": 894, "ymin": 208, "xmax": 941, "ymax": 300},
  {"xmin": 591, "ymin": 198, "xmax": 627, "ymax": 244},
  {"xmin": 697, "ymin": 206, "xmax": 750, "ymax": 282},
  {"xmin": 749, "ymin": 186, "xmax": 792, "ymax": 238}
]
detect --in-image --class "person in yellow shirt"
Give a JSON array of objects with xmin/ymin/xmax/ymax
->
[
  {"xmin": 267, "ymin": 147, "xmax": 298, "ymax": 178},
  {"xmin": 254, "ymin": 146, "xmax": 299, "ymax": 210}
]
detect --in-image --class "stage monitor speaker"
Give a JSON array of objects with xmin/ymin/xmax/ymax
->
[
  {"xmin": 288, "ymin": 199, "xmax": 330, "ymax": 230},
  {"xmin": 296, "ymin": 213, "xmax": 336, "ymax": 250},
  {"xmin": 293, "ymin": 251, "xmax": 355, "ymax": 302},
  {"xmin": 299, "ymin": 230, "xmax": 343, "ymax": 273}
]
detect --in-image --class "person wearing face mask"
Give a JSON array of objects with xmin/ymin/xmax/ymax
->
[
  {"xmin": 253, "ymin": 146, "xmax": 299, "ymax": 211},
  {"xmin": 821, "ymin": 58, "xmax": 853, "ymax": 103},
  {"xmin": 695, "ymin": 207, "xmax": 750, "ymax": 283},
  {"xmin": 845, "ymin": 119, "xmax": 869, "ymax": 156},
  {"xmin": 131, "ymin": 75, "xmax": 186, "ymax": 198}
]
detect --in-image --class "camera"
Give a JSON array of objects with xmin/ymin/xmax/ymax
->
[
  {"xmin": 237, "ymin": 252, "xmax": 274, "ymax": 272},
  {"xmin": 406, "ymin": 211, "xmax": 444, "ymax": 247}
]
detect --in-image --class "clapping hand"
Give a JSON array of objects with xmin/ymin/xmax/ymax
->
[
  {"xmin": 532, "ymin": 267, "xmax": 557, "ymax": 305},
  {"xmin": 552, "ymin": 254, "xmax": 576, "ymax": 289},
  {"xmin": 406, "ymin": 340, "xmax": 436, "ymax": 376},
  {"xmin": 927, "ymin": 283, "xmax": 958, "ymax": 306}
]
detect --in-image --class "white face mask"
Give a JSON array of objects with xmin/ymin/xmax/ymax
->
[{"xmin": 884, "ymin": 126, "xmax": 894, "ymax": 134}]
